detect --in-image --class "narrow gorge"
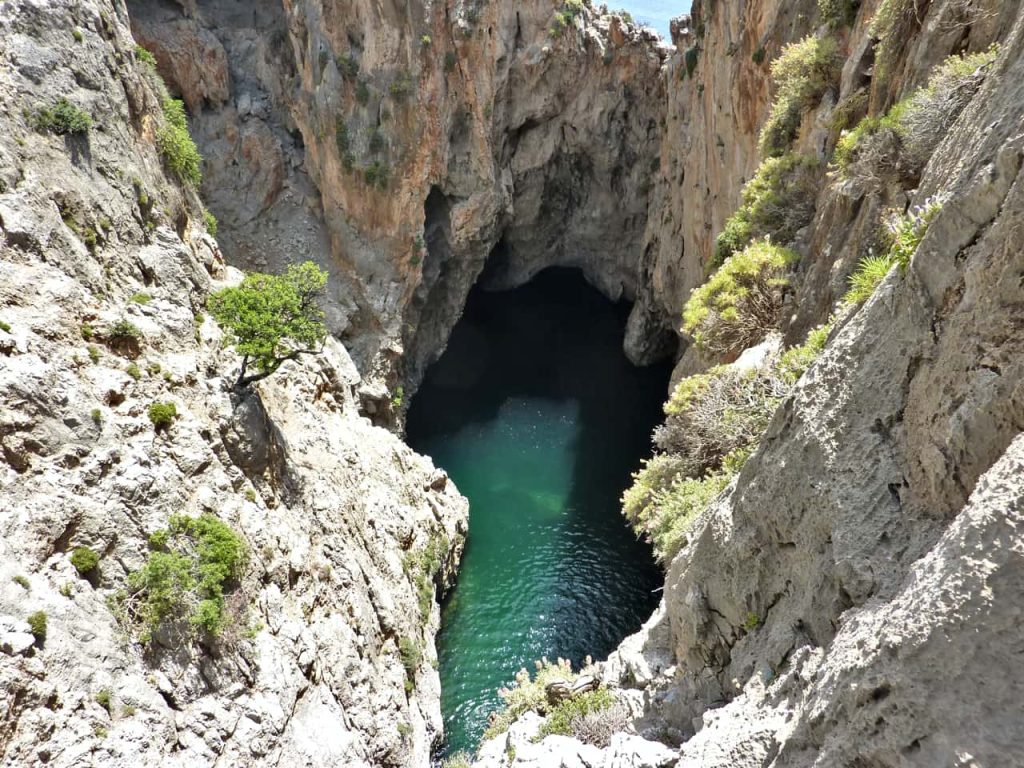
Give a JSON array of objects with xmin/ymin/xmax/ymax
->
[{"xmin": 1, "ymin": 0, "xmax": 1023, "ymax": 766}]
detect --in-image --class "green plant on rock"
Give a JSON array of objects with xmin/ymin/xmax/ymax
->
[
  {"xmin": 759, "ymin": 35, "xmax": 840, "ymax": 157},
  {"xmin": 118, "ymin": 513, "xmax": 247, "ymax": 644},
  {"xmin": 818, "ymin": 0, "xmax": 859, "ymax": 28},
  {"xmin": 337, "ymin": 54, "xmax": 360, "ymax": 79},
  {"xmin": 33, "ymin": 98, "xmax": 92, "ymax": 136},
  {"xmin": 536, "ymin": 687, "xmax": 617, "ymax": 741},
  {"xmin": 843, "ymin": 197, "xmax": 942, "ymax": 305},
  {"xmin": 135, "ymin": 44, "xmax": 157, "ymax": 67},
  {"xmin": 147, "ymin": 401, "xmax": 177, "ymax": 431},
  {"xmin": 70, "ymin": 546, "xmax": 100, "ymax": 576},
  {"xmin": 683, "ymin": 239, "xmax": 798, "ymax": 356},
  {"xmin": 355, "ymin": 80, "xmax": 371, "ymax": 105},
  {"xmin": 27, "ymin": 610, "xmax": 47, "ymax": 643},
  {"xmin": 389, "ymin": 74, "xmax": 413, "ymax": 102},
  {"xmin": 87, "ymin": 345, "xmax": 101, "ymax": 364},
  {"xmin": 713, "ymin": 153, "xmax": 819, "ymax": 267},
  {"xmin": 157, "ymin": 96, "xmax": 202, "ymax": 186},
  {"xmin": 484, "ymin": 657, "xmax": 578, "ymax": 740},
  {"xmin": 399, "ymin": 636, "xmax": 421, "ymax": 692},
  {"xmin": 335, "ymin": 117, "xmax": 350, "ymax": 154},
  {"xmin": 130, "ymin": 292, "xmax": 151, "ymax": 305},
  {"xmin": 203, "ymin": 209, "xmax": 218, "ymax": 236},
  {"xmin": 95, "ymin": 689, "xmax": 112, "ymax": 712},
  {"xmin": 207, "ymin": 261, "xmax": 328, "ymax": 391},
  {"xmin": 13, "ymin": 575, "xmax": 29, "ymax": 590},
  {"xmin": 403, "ymin": 531, "xmax": 449, "ymax": 622},
  {"xmin": 363, "ymin": 161, "xmax": 389, "ymax": 189},
  {"xmin": 440, "ymin": 753, "xmax": 473, "ymax": 768}
]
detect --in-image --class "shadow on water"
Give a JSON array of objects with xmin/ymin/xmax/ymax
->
[{"xmin": 406, "ymin": 268, "xmax": 672, "ymax": 756}]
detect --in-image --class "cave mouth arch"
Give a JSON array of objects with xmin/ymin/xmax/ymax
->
[{"xmin": 406, "ymin": 267, "xmax": 671, "ymax": 755}]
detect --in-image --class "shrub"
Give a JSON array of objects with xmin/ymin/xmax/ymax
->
[
  {"xmin": 70, "ymin": 546, "xmax": 100, "ymax": 575},
  {"xmin": 537, "ymin": 688, "xmax": 617, "ymax": 741},
  {"xmin": 88, "ymin": 345, "xmax": 101, "ymax": 364},
  {"xmin": 109, "ymin": 318, "xmax": 142, "ymax": 341},
  {"xmin": 363, "ymin": 161, "xmax": 389, "ymax": 189},
  {"xmin": 441, "ymin": 753, "xmax": 473, "ymax": 768},
  {"xmin": 421, "ymin": 35, "xmax": 432, "ymax": 47},
  {"xmin": 80, "ymin": 323, "xmax": 94, "ymax": 340},
  {"xmin": 403, "ymin": 531, "xmax": 449, "ymax": 621},
  {"xmin": 337, "ymin": 54, "xmax": 359, "ymax": 79},
  {"xmin": 356, "ymin": 80, "xmax": 371, "ymax": 105},
  {"xmin": 13, "ymin": 575, "xmax": 29, "ymax": 590},
  {"xmin": 147, "ymin": 401, "xmax": 177, "ymax": 431},
  {"xmin": 157, "ymin": 97, "xmax": 202, "ymax": 186},
  {"xmin": 759, "ymin": 36, "xmax": 840, "ymax": 157},
  {"xmin": 130, "ymin": 292, "xmax": 151, "ymax": 305},
  {"xmin": 72, "ymin": 28, "xmax": 84, "ymax": 43},
  {"xmin": 95, "ymin": 689, "xmax": 112, "ymax": 712},
  {"xmin": 119, "ymin": 513, "xmax": 246, "ymax": 643},
  {"xmin": 135, "ymin": 44, "xmax": 157, "ymax": 67},
  {"xmin": 389, "ymin": 75, "xmax": 413, "ymax": 101},
  {"xmin": 484, "ymin": 657, "xmax": 578, "ymax": 740},
  {"xmin": 335, "ymin": 117, "xmax": 350, "ymax": 154},
  {"xmin": 203, "ymin": 209, "xmax": 218, "ymax": 236},
  {"xmin": 27, "ymin": 610, "xmax": 47, "ymax": 642},
  {"xmin": 126, "ymin": 362, "xmax": 142, "ymax": 380},
  {"xmin": 713, "ymin": 153, "xmax": 819, "ymax": 266},
  {"xmin": 34, "ymin": 98, "xmax": 92, "ymax": 135},
  {"xmin": 819, "ymin": 0, "xmax": 858, "ymax": 28},
  {"xmin": 207, "ymin": 261, "xmax": 328, "ymax": 390},
  {"xmin": 0, "ymin": 320, "xmax": 10, "ymax": 333},
  {"xmin": 399, "ymin": 637, "xmax": 421, "ymax": 690},
  {"xmin": 871, "ymin": 0, "xmax": 924, "ymax": 86},
  {"xmin": 683, "ymin": 240, "xmax": 798, "ymax": 355},
  {"xmin": 842, "ymin": 197, "xmax": 942, "ymax": 305},
  {"xmin": 568, "ymin": 699, "xmax": 630, "ymax": 747}
]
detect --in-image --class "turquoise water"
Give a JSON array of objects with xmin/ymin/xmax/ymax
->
[
  {"xmin": 406, "ymin": 269, "xmax": 671, "ymax": 755},
  {"xmin": 614, "ymin": 0, "xmax": 692, "ymax": 38}
]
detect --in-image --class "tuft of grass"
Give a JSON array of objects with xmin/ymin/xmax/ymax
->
[
  {"xmin": 95, "ymin": 689, "xmax": 112, "ymax": 712},
  {"xmin": 537, "ymin": 688, "xmax": 616, "ymax": 741},
  {"xmin": 70, "ymin": 546, "xmax": 100, "ymax": 576},
  {"xmin": 135, "ymin": 45, "xmax": 157, "ymax": 67},
  {"xmin": 33, "ymin": 98, "xmax": 92, "ymax": 135},
  {"xmin": 842, "ymin": 197, "xmax": 942, "ymax": 305},
  {"xmin": 759, "ymin": 36, "xmax": 840, "ymax": 157},
  {"xmin": 126, "ymin": 362, "xmax": 142, "ymax": 380},
  {"xmin": 147, "ymin": 401, "xmax": 177, "ymax": 431},
  {"xmin": 130, "ymin": 292, "xmax": 151, "ymax": 305},
  {"xmin": 13, "ymin": 575, "xmax": 30, "ymax": 590},
  {"xmin": 27, "ymin": 611, "xmax": 47, "ymax": 643},
  {"xmin": 399, "ymin": 637, "xmax": 421, "ymax": 692},
  {"xmin": 0, "ymin": 320, "xmax": 10, "ymax": 333},
  {"xmin": 203, "ymin": 209, "xmax": 218, "ymax": 236},
  {"xmin": 87, "ymin": 345, "xmax": 101, "ymax": 364}
]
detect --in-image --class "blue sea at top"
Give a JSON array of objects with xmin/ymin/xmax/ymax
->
[{"xmin": 612, "ymin": 0, "xmax": 691, "ymax": 39}]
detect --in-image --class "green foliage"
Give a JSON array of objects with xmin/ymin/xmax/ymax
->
[
  {"xmin": 832, "ymin": 99, "xmax": 908, "ymax": 173},
  {"xmin": 121, "ymin": 513, "xmax": 247, "ymax": 643},
  {"xmin": 389, "ymin": 74, "xmax": 413, "ymax": 102},
  {"xmin": 363, "ymin": 161, "xmax": 389, "ymax": 189},
  {"xmin": 356, "ymin": 80, "xmax": 371, "ymax": 105},
  {"xmin": 0, "ymin": 320, "xmax": 10, "ymax": 333},
  {"xmin": 135, "ymin": 44, "xmax": 157, "ymax": 67},
  {"xmin": 842, "ymin": 197, "xmax": 942, "ymax": 305},
  {"xmin": 27, "ymin": 610, "xmax": 47, "ymax": 642},
  {"xmin": 550, "ymin": 0, "xmax": 584, "ymax": 37},
  {"xmin": 72, "ymin": 28, "xmax": 84, "ymax": 43},
  {"xmin": 752, "ymin": 46, "xmax": 766, "ymax": 65},
  {"xmin": 683, "ymin": 45, "xmax": 700, "ymax": 78},
  {"xmin": 91, "ymin": 407, "xmax": 102, "ymax": 425},
  {"xmin": 744, "ymin": 612, "xmax": 760, "ymax": 630},
  {"xmin": 207, "ymin": 261, "xmax": 328, "ymax": 389},
  {"xmin": 335, "ymin": 117, "xmax": 350, "ymax": 154},
  {"xmin": 157, "ymin": 97, "xmax": 202, "ymax": 186},
  {"xmin": 13, "ymin": 575, "xmax": 29, "ymax": 590},
  {"xmin": 95, "ymin": 689, "xmax": 112, "ymax": 712},
  {"xmin": 611, "ymin": 9, "xmax": 634, "ymax": 24},
  {"xmin": 70, "ymin": 546, "xmax": 100, "ymax": 575},
  {"xmin": 818, "ymin": 0, "xmax": 858, "ymax": 28},
  {"xmin": 130, "ymin": 292, "xmax": 151, "ymax": 305},
  {"xmin": 87, "ymin": 345, "xmax": 101, "ymax": 364},
  {"xmin": 713, "ymin": 153, "xmax": 818, "ymax": 266},
  {"xmin": 759, "ymin": 36, "xmax": 840, "ymax": 157},
  {"xmin": 147, "ymin": 401, "xmax": 177, "ymax": 431},
  {"xmin": 777, "ymin": 321, "xmax": 832, "ymax": 383},
  {"xmin": 337, "ymin": 54, "xmax": 359, "ymax": 79},
  {"xmin": 444, "ymin": 51, "xmax": 457, "ymax": 73},
  {"xmin": 399, "ymin": 637, "xmax": 421, "ymax": 691},
  {"xmin": 391, "ymin": 386, "xmax": 404, "ymax": 409},
  {"xmin": 441, "ymin": 753, "xmax": 473, "ymax": 768},
  {"xmin": 203, "ymin": 209, "xmax": 218, "ymax": 236},
  {"xmin": 683, "ymin": 240, "xmax": 798, "ymax": 355},
  {"xmin": 421, "ymin": 35, "xmax": 432, "ymax": 48},
  {"xmin": 368, "ymin": 127, "xmax": 385, "ymax": 154},
  {"xmin": 34, "ymin": 98, "xmax": 92, "ymax": 135},
  {"xmin": 80, "ymin": 323, "xmax": 95, "ymax": 340},
  {"xmin": 537, "ymin": 688, "xmax": 616, "ymax": 740},
  {"xmin": 403, "ymin": 531, "xmax": 449, "ymax": 621},
  {"xmin": 126, "ymin": 362, "xmax": 142, "ymax": 380},
  {"xmin": 109, "ymin": 318, "xmax": 142, "ymax": 341},
  {"xmin": 484, "ymin": 658, "xmax": 578, "ymax": 740}
]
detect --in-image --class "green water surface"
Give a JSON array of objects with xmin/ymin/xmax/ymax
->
[{"xmin": 406, "ymin": 268, "xmax": 670, "ymax": 755}]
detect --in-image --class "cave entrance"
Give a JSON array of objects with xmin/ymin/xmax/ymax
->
[{"xmin": 405, "ymin": 267, "xmax": 671, "ymax": 755}]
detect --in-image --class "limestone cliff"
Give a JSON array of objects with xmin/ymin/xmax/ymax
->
[{"xmin": 0, "ymin": 2, "xmax": 466, "ymax": 766}]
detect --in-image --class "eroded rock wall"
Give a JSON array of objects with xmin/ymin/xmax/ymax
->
[
  {"xmin": 0, "ymin": 2, "xmax": 466, "ymax": 765},
  {"xmin": 127, "ymin": 0, "xmax": 673, "ymax": 393}
]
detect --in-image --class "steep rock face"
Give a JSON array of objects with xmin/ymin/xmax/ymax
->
[
  {"xmin": 0, "ymin": 2, "xmax": 466, "ymax": 766},
  {"xmin": 473, "ymin": 0, "xmax": 1024, "ymax": 766},
  {"xmin": 127, "ymin": 0, "xmax": 672, "ymax": 391}
]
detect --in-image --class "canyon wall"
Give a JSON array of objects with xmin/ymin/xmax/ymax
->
[{"xmin": 0, "ymin": 2, "xmax": 466, "ymax": 765}]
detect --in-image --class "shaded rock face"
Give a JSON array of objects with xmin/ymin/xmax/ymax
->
[
  {"xmin": 127, "ymin": 0, "xmax": 674, "ymax": 387},
  {"xmin": 0, "ymin": 2, "xmax": 466, "ymax": 765}
]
